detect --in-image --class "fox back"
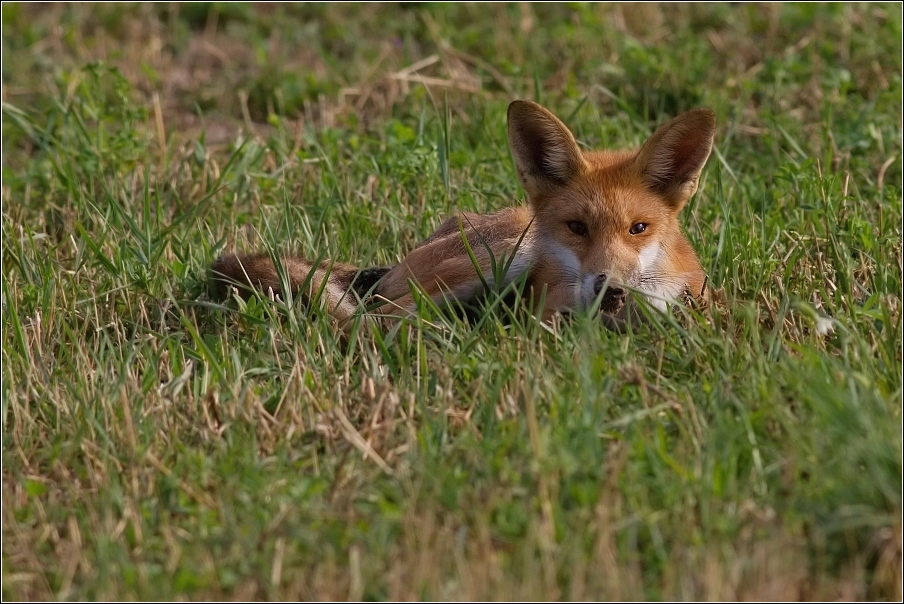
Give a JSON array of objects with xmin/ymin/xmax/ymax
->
[{"xmin": 211, "ymin": 101, "xmax": 716, "ymax": 328}]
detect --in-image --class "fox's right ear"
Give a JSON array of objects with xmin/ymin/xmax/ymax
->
[{"xmin": 507, "ymin": 100, "xmax": 586, "ymax": 199}]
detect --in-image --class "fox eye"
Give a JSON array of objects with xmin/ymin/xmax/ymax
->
[
  {"xmin": 629, "ymin": 222, "xmax": 648, "ymax": 235},
  {"xmin": 567, "ymin": 221, "xmax": 588, "ymax": 236}
]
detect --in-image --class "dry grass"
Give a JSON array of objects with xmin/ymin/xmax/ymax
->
[{"xmin": 2, "ymin": 3, "xmax": 901, "ymax": 600}]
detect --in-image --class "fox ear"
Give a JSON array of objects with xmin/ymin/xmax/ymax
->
[
  {"xmin": 634, "ymin": 109, "xmax": 716, "ymax": 209},
  {"xmin": 508, "ymin": 100, "xmax": 586, "ymax": 198}
]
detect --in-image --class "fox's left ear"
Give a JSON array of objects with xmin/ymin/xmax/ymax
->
[{"xmin": 633, "ymin": 109, "xmax": 716, "ymax": 210}]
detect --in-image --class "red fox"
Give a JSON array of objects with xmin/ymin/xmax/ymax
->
[{"xmin": 211, "ymin": 100, "xmax": 715, "ymax": 328}]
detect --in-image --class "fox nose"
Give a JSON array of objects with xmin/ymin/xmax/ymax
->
[
  {"xmin": 594, "ymin": 274, "xmax": 624, "ymax": 297},
  {"xmin": 594, "ymin": 274, "xmax": 626, "ymax": 313}
]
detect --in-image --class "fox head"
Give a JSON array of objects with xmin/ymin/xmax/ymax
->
[{"xmin": 507, "ymin": 100, "xmax": 716, "ymax": 321}]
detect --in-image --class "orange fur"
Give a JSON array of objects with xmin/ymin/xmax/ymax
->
[{"xmin": 211, "ymin": 101, "xmax": 716, "ymax": 329}]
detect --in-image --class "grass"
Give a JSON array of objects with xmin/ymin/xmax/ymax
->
[{"xmin": 2, "ymin": 2, "xmax": 901, "ymax": 600}]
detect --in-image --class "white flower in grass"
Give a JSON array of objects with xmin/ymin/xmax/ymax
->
[{"xmin": 815, "ymin": 315, "xmax": 835, "ymax": 336}]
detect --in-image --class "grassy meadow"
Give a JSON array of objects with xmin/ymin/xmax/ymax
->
[{"xmin": 2, "ymin": 3, "xmax": 902, "ymax": 600}]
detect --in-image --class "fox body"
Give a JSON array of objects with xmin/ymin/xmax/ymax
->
[{"xmin": 211, "ymin": 100, "xmax": 716, "ymax": 327}]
